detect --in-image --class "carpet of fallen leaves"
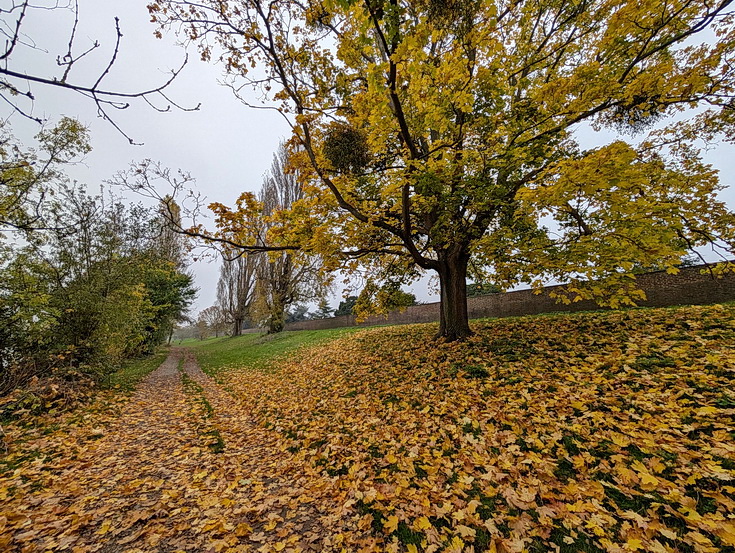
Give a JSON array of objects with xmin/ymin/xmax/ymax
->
[{"xmin": 1, "ymin": 304, "xmax": 734, "ymax": 553}]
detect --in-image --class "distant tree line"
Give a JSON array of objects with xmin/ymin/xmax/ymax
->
[{"xmin": 191, "ymin": 281, "xmax": 419, "ymax": 339}]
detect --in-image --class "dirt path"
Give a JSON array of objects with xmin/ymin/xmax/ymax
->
[{"xmin": 1, "ymin": 349, "xmax": 339, "ymax": 553}]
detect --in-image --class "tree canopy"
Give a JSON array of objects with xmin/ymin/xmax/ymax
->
[
  {"xmin": 150, "ymin": 0, "xmax": 735, "ymax": 339},
  {"xmin": 334, "ymin": 295, "xmax": 358, "ymax": 317},
  {"xmin": 0, "ymin": 117, "xmax": 90, "ymax": 233},
  {"xmin": 0, "ymin": 121, "xmax": 197, "ymax": 393},
  {"xmin": 252, "ymin": 144, "xmax": 328, "ymax": 333}
]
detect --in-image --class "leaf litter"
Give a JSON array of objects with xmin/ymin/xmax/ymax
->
[{"xmin": 1, "ymin": 304, "xmax": 734, "ymax": 553}]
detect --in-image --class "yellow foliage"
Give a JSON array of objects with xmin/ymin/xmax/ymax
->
[{"xmin": 147, "ymin": 0, "xmax": 735, "ymax": 333}]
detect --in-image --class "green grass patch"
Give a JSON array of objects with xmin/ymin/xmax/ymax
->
[
  {"xmin": 186, "ymin": 328, "xmax": 362, "ymax": 375},
  {"xmin": 177, "ymin": 337, "xmax": 213, "ymax": 345},
  {"xmin": 0, "ymin": 447, "xmax": 45, "ymax": 477},
  {"xmin": 100, "ymin": 351, "xmax": 168, "ymax": 392},
  {"xmin": 179, "ymin": 368, "xmax": 226, "ymax": 454}
]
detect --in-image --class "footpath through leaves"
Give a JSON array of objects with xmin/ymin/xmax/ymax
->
[
  {"xmin": 1, "ymin": 305, "xmax": 735, "ymax": 553},
  {"xmin": 0, "ymin": 350, "xmax": 334, "ymax": 552}
]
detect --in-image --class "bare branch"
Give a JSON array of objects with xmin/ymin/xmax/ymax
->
[{"xmin": 0, "ymin": 1, "xmax": 197, "ymax": 141}]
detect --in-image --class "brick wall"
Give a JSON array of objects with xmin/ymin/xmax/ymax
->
[{"xmin": 284, "ymin": 264, "xmax": 735, "ymax": 331}]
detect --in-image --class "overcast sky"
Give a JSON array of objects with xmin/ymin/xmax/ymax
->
[
  {"xmin": 6, "ymin": 0, "xmax": 292, "ymax": 313},
  {"xmin": 5, "ymin": 0, "xmax": 735, "ymax": 316}
]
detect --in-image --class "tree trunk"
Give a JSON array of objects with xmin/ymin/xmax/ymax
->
[
  {"xmin": 233, "ymin": 318, "xmax": 242, "ymax": 336},
  {"xmin": 436, "ymin": 250, "xmax": 472, "ymax": 341},
  {"xmin": 268, "ymin": 295, "xmax": 286, "ymax": 334}
]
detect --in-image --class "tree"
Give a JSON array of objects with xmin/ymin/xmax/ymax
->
[
  {"xmin": 43, "ymin": 187, "xmax": 197, "ymax": 363},
  {"xmin": 285, "ymin": 304, "xmax": 310, "ymax": 323},
  {"xmin": 216, "ymin": 254, "xmax": 257, "ymax": 335},
  {"xmin": 198, "ymin": 305, "xmax": 228, "ymax": 337},
  {"xmin": 0, "ymin": 249, "xmax": 59, "ymax": 392},
  {"xmin": 0, "ymin": 117, "xmax": 90, "ymax": 234},
  {"xmin": 148, "ymin": 197, "xmax": 196, "ymax": 345},
  {"xmin": 334, "ymin": 296, "xmax": 358, "ymax": 317},
  {"xmin": 110, "ymin": 161, "xmax": 266, "ymax": 336},
  {"xmin": 150, "ymin": 0, "xmax": 735, "ymax": 340},
  {"xmin": 194, "ymin": 319, "xmax": 210, "ymax": 341},
  {"xmin": 141, "ymin": 262, "xmax": 197, "ymax": 348},
  {"xmin": 1, "ymin": 1, "xmax": 193, "ymax": 143},
  {"xmin": 0, "ymin": 182, "xmax": 197, "ymax": 392},
  {"xmin": 114, "ymin": 148, "xmax": 329, "ymax": 335},
  {"xmin": 0, "ymin": 118, "xmax": 197, "ymax": 391},
  {"xmin": 312, "ymin": 298, "xmax": 333, "ymax": 320},
  {"xmin": 157, "ymin": 196, "xmax": 187, "ymax": 270},
  {"xmin": 467, "ymin": 283, "xmax": 501, "ymax": 297},
  {"xmin": 353, "ymin": 281, "xmax": 416, "ymax": 321},
  {"xmin": 253, "ymin": 144, "xmax": 327, "ymax": 333}
]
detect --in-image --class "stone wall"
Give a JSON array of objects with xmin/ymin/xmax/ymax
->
[{"xmin": 284, "ymin": 264, "xmax": 735, "ymax": 332}]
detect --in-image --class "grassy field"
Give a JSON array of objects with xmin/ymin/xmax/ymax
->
[
  {"xmin": 185, "ymin": 327, "xmax": 362, "ymax": 374},
  {"xmin": 193, "ymin": 304, "xmax": 735, "ymax": 553}
]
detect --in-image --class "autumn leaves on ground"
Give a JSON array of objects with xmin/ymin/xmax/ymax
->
[{"xmin": 2, "ymin": 305, "xmax": 735, "ymax": 553}]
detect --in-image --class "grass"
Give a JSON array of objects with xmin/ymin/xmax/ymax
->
[
  {"xmin": 177, "ymin": 336, "xmax": 215, "ymax": 345},
  {"xmin": 100, "ymin": 351, "xmax": 169, "ymax": 392},
  {"xmin": 179, "ymin": 367, "xmax": 226, "ymax": 454},
  {"xmin": 185, "ymin": 328, "xmax": 362, "ymax": 375}
]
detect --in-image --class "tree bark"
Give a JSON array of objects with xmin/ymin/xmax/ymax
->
[
  {"xmin": 268, "ymin": 294, "xmax": 286, "ymax": 334},
  {"xmin": 233, "ymin": 318, "xmax": 243, "ymax": 336},
  {"xmin": 436, "ymin": 250, "xmax": 472, "ymax": 341}
]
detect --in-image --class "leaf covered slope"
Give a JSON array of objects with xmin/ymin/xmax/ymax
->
[
  {"xmin": 1, "ymin": 305, "xmax": 734, "ymax": 553},
  {"xmin": 222, "ymin": 305, "xmax": 735, "ymax": 553}
]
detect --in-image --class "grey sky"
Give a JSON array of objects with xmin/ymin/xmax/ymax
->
[{"xmin": 5, "ymin": 0, "xmax": 735, "ymax": 317}]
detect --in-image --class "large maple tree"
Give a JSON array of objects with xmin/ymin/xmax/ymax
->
[{"xmin": 149, "ymin": 0, "xmax": 735, "ymax": 339}]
